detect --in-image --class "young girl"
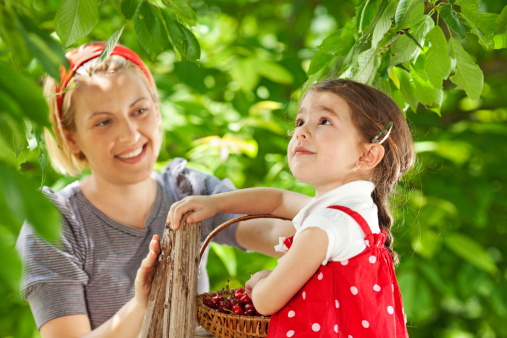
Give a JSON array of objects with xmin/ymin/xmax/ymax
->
[
  {"xmin": 16, "ymin": 43, "xmax": 294, "ymax": 337},
  {"xmin": 168, "ymin": 78, "xmax": 414, "ymax": 337}
]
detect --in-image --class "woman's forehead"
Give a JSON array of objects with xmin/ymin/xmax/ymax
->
[{"xmin": 72, "ymin": 71, "xmax": 152, "ymax": 116}]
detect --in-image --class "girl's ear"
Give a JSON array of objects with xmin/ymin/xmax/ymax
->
[
  {"xmin": 63, "ymin": 129, "xmax": 82, "ymax": 154},
  {"xmin": 358, "ymin": 143, "xmax": 385, "ymax": 170}
]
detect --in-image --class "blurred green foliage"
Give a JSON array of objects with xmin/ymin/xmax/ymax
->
[{"xmin": 0, "ymin": 0, "xmax": 506, "ymax": 337}]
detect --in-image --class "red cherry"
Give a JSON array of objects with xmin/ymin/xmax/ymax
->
[
  {"xmin": 244, "ymin": 303, "xmax": 254, "ymax": 311},
  {"xmin": 218, "ymin": 299, "xmax": 232, "ymax": 313},
  {"xmin": 236, "ymin": 287, "xmax": 245, "ymax": 293},
  {"xmin": 244, "ymin": 309, "xmax": 256, "ymax": 316},
  {"xmin": 231, "ymin": 305, "xmax": 244, "ymax": 315},
  {"xmin": 234, "ymin": 291, "xmax": 243, "ymax": 298},
  {"xmin": 203, "ymin": 297, "xmax": 217, "ymax": 309},
  {"xmin": 240, "ymin": 294, "xmax": 252, "ymax": 305},
  {"xmin": 213, "ymin": 295, "xmax": 225, "ymax": 304},
  {"xmin": 230, "ymin": 298, "xmax": 242, "ymax": 307}
]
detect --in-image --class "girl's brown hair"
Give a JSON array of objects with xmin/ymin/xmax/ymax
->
[
  {"xmin": 43, "ymin": 43, "xmax": 158, "ymax": 176},
  {"xmin": 308, "ymin": 78, "xmax": 415, "ymax": 264}
]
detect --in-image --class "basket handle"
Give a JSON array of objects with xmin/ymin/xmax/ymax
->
[{"xmin": 199, "ymin": 214, "xmax": 291, "ymax": 262}]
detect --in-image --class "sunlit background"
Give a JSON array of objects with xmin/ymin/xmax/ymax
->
[{"xmin": 1, "ymin": 0, "xmax": 506, "ymax": 337}]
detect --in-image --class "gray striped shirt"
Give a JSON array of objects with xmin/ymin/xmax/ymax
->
[{"xmin": 16, "ymin": 158, "xmax": 241, "ymax": 330}]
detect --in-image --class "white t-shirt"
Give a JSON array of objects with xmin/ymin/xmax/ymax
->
[{"xmin": 277, "ymin": 181, "xmax": 380, "ymax": 265}]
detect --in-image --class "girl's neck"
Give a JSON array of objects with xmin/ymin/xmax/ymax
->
[{"xmin": 79, "ymin": 174, "xmax": 158, "ymax": 230}]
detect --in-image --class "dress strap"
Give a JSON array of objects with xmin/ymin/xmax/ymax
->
[{"xmin": 327, "ymin": 205, "xmax": 372, "ymax": 236}]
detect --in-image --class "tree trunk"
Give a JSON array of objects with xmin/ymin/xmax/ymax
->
[{"xmin": 140, "ymin": 212, "xmax": 201, "ymax": 338}]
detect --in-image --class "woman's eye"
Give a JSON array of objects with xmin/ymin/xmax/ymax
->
[
  {"xmin": 95, "ymin": 119, "xmax": 111, "ymax": 127},
  {"xmin": 135, "ymin": 108, "xmax": 147, "ymax": 115}
]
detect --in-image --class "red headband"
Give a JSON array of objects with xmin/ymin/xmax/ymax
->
[{"xmin": 56, "ymin": 44, "xmax": 154, "ymax": 119}]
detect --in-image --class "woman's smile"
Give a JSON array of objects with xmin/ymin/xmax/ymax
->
[{"xmin": 115, "ymin": 144, "xmax": 148, "ymax": 163}]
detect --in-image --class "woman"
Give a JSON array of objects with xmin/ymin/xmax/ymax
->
[{"xmin": 16, "ymin": 43, "xmax": 298, "ymax": 337}]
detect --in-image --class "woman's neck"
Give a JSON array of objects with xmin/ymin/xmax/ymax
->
[{"xmin": 79, "ymin": 174, "xmax": 158, "ymax": 230}]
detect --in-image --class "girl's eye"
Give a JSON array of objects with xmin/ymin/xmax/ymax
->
[
  {"xmin": 295, "ymin": 119, "xmax": 304, "ymax": 127},
  {"xmin": 319, "ymin": 118, "xmax": 331, "ymax": 125}
]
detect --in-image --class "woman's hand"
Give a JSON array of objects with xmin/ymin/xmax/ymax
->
[
  {"xmin": 167, "ymin": 195, "xmax": 219, "ymax": 229},
  {"xmin": 134, "ymin": 235, "xmax": 161, "ymax": 308},
  {"xmin": 245, "ymin": 270, "xmax": 272, "ymax": 299}
]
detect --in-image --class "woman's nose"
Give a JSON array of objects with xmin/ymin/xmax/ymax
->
[{"xmin": 118, "ymin": 119, "xmax": 140, "ymax": 144}]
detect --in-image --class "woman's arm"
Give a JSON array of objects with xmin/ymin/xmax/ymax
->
[
  {"xmin": 245, "ymin": 227, "xmax": 328, "ymax": 315},
  {"xmin": 39, "ymin": 235, "xmax": 161, "ymax": 338}
]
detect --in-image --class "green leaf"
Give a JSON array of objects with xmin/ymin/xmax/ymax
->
[
  {"xmin": 161, "ymin": 8, "xmax": 200, "ymax": 61},
  {"xmin": 457, "ymin": 0, "xmax": 498, "ymax": 48},
  {"xmin": 404, "ymin": 31, "xmax": 424, "ymax": 49},
  {"xmin": 317, "ymin": 23, "xmax": 356, "ymax": 56},
  {"xmin": 163, "ymin": 0, "xmax": 197, "ymax": 27},
  {"xmin": 393, "ymin": 67, "xmax": 418, "ymax": 112},
  {"xmin": 372, "ymin": 0, "xmax": 397, "ymax": 48},
  {"xmin": 359, "ymin": 0, "xmax": 379, "ymax": 34},
  {"xmin": 0, "ymin": 61, "xmax": 50, "ymax": 127},
  {"xmin": 307, "ymin": 50, "xmax": 337, "ymax": 76},
  {"xmin": 354, "ymin": 47, "xmax": 381, "ymax": 84},
  {"xmin": 0, "ymin": 230, "xmax": 22, "ymax": 292},
  {"xmin": 0, "ymin": 162, "xmax": 61, "ymax": 242},
  {"xmin": 425, "ymin": 25, "xmax": 452, "ymax": 88},
  {"xmin": 440, "ymin": 4, "xmax": 467, "ymax": 39},
  {"xmin": 121, "ymin": 0, "xmax": 139, "ymax": 20},
  {"xmin": 0, "ymin": 114, "xmax": 27, "ymax": 158},
  {"xmin": 231, "ymin": 58, "xmax": 259, "ymax": 92},
  {"xmin": 0, "ymin": 9, "xmax": 33, "ymax": 68},
  {"xmin": 448, "ymin": 38, "xmax": 484, "ymax": 101},
  {"xmin": 497, "ymin": 5, "xmax": 507, "ymax": 33},
  {"xmin": 395, "ymin": 0, "xmax": 425, "ymax": 30},
  {"xmin": 410, "ymin": 59, "xmax": 443, "ymax": 106},
  {"xmin": 173, "ymin": 20, "xmax": 200, "ymax": 61},
  {"xmin": 55, "ymin": 0, "xmax": 98, "ymax": 47},
  {"xmin": 493, "ymin": 33, "xmax": 507, "ymax": 49},
  {"xmin": 15, "ymin": 13, "xmax": 69, "ymax": 81},
  {"xmin": 90, "ymin": 25, "xmax": 125, "ymax": 76},
  {"xmin": 444, "ymin": 232, "xmax": 498, "ymax": 275},
  {"xmin": 390, "ymin": 17, "xmax": 433, "ymax": 66},
  {"xmin": 134, "ymin": 2, "xmax": 171, "ymax": 59},
  {"xmin": 256, "ymin": 61, "xmax": 294, "ymax": 85}
]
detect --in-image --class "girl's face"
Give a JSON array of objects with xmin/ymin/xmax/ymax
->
[
  {"xmin": 66, "ymin": 69, "xmax": 162, "ymax": 186},
  {"xmin": 288, "ymin": 90, "xmax": 366, "ymax": 196}
]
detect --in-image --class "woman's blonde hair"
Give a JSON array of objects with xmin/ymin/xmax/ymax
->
[{"xmin": 43, "ymin": 44, "xmax": 158, "ymax": 176}]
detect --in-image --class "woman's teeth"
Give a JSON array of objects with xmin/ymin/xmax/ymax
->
[{"xmin": 117, "ymin": 147, "xmax": 143, "ymax": 159}]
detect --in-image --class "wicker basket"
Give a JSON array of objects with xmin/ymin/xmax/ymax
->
[{"xmin": 196, "ymin": 214, "xmax": 289, "ymax": 338}]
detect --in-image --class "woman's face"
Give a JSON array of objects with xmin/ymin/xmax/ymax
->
[{"xmin": 66, "ymin": 69, "xmax": 162, "ymax": 185}]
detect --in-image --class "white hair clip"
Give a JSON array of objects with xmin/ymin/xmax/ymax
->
[{"xmin": 372, "ymin": 121, "xmax": 393, "ymax": 144}]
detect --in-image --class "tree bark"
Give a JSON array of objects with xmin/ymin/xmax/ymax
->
[{"xmin": 140, "ymin": 212, "xmax": 201, "ymax": 338}]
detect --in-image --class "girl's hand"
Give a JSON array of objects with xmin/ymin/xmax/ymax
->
[
  {"xmin": 245, "ymin": 270, "xmax": 272, "ymax": 299},
  {"xmin": 134, "ymin": 235, "xmax": 161, "ymax": 308},
  {"xmin": 167, "ymin": 196, "xmax": 219, "ymax": 229}
]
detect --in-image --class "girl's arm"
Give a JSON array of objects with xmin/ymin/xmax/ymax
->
[
  {"xmin": 246, "ymin": 227, "xmax": 328, "ymax": 315},
  {"xmin": 168, "ymin": 187, "xmax": 311, "ymax": 229},
  {"xmin": 39, "ymin": 235, "xmax": 161, "ymax": 338}
]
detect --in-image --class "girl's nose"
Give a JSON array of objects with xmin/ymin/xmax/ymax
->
[
  {"xmin": 118, "ymin": 119, "xmax": 140, "ymax": 144},
  {"xmin": 294, "ymin": 125, "xmax": 309, "ymax": 139}
]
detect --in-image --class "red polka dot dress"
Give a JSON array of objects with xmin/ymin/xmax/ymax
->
[{"xmin": 267, "ymin": 205, "xmax": 408, "ymax": 338}]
